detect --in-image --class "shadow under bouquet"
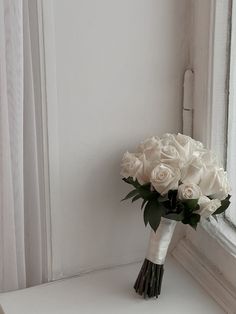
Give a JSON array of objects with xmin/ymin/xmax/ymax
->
[{"xmin": 121, "ymin": 133, "xmax": 231, "ymax": 299}]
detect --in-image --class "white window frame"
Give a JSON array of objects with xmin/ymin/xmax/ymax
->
[
  {"xmin": 26, "ymin": 0, "xmax": 53, "ymax": 282},
  {"xmin": 226, "ymin": 0, "xmax": 236, "ymax": 226},
  {"xmin": 191, "ymin": 0, "xmax": 236, "ymax": 250},
  {"xmin": 173, "ymin": 1, "xmax": 236, "ymax": 311},
  {"xmin": 36, "ymin": 0, "xmax": 64, "ymax": 280},
  {"xmin": 191, "ymin": 0, "xmax": 236, "ymax": 249},
  {"xmin": 192, "ymin": 0, "xmax": 230, "ymax": 162}
]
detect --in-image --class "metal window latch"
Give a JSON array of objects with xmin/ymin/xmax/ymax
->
[{"xmin": 183, "ymin": 69, "xmax": 194, "ymax": 137}]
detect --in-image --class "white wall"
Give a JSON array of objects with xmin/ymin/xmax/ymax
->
[{"xmin": 46, "ymin": 0, "xmax": 190, "ymax": 279}]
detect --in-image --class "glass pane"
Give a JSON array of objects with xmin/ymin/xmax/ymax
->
[{"xmin": 226, "ymin": 0, "xmax": 236, "ymax": 225}]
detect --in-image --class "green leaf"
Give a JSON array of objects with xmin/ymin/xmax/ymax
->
[
  {"xmin": 143, "ymin": 201, "xmax": 152, "ymax": 226},
  {"xmin": 122, "ymin": 178, "xmax": 159, "ymax": 201},
  {"xmin": 183, "ymin": 199, "xmax": 199, "ymax": 212},
  {"xmin": 163, "ymin": 212, "xmax": 184, "ymax": 221},
  {"xmin": 190, "ymin": 213, "xmax": 201, "ymax": 229},
  {"xmin": 140, "ymin": 182, "xmax": 151, "ymax": 190},
  {"xmin": 182, "ymin": 213, "xmax": 201, "ymax": 230},
  {"xmin": 158, "ymin": 195, "xmax": 169, "ymax": 203},
  {"xmin": 168, "ymin": 190, "xmax": 178, "ymax": 200},
  {"xmin": 143, "ymin": 199, "xmax": 163, "ymax": 232},
  {"xmin": 141, "ymin": 199, "xmax": 148, "ymax": 210},
  {"xmin": 132, "ymin": 194, "xmax": 141, "ymax": 203},
  {"xmin": 138, "ymin": 188, "xmax": 159, "ymax": 201},
  {"xmin": 121, "ymin": 189, "xmax": 138, "ymax": 201},
  {"xmin": 138, "ymin": 189, "xmax": 153, "ymax": 199},
  {"xmin": 161, "ymin": 200, "xmax": 172, "ymax": 209},
  {"xmin": 122, "ymin": 177, "xmax": 134, "ymax": 185},
  {"xmin": 176, "ymin": 201, "xmax": 185, "ymax": 212},
  {"xmin": 122, "ymin": 177, "xmax": 140, "ymax": 188},
  {"xmin": 213, "ymin": 195, "xmax": 231, "ymax": 215},
  {"xmin": 168, "ymin": 190, "xmax": 178, "ymax": 209},
  {"xmin": 149, "ymin": 203, "xmax": 163, "ymax": 232}
]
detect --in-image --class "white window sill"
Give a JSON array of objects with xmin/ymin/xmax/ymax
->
[
  {"xmin": 0, "ymin": 256, "xmax": 224, "ymax": 314},
  {"xmin": 186, "ymin": 217, "xmax": 236, "ymax": 296},
  {"xmin": 201, "ymin": 217, "xmax": 236, "ymax": 258}
]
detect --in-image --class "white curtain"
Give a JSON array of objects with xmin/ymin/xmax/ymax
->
[{"xmin": 0, "ymin": 0, "xmax": 48, "ymax": 292}]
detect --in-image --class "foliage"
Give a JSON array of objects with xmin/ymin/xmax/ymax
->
[{"xmin": 122, "ymin": 177, "xmax": 231, "ymax": 232}]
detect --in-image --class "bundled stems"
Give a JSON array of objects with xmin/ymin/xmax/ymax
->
[
  {"xmin": 134, "ymin": 259, "xmax": 164, "ymax": 298},
  {"xmin": 134, "ymin": 218, "xmax": 177, "ymax": 299}
]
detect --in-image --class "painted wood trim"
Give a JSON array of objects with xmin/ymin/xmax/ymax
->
[
  {"xmin": 207, "ymin": 0, "xmax": 232, "ymax": 163},
  {"xmin": 190, "ymin": 0, "xmax": 236, "ymax": 289},
  {"xmin": 226, "ymin": 0, "xmax": 236, "ymax": 225},
  {"xmin": 27, "ymin": 0, "xmax": 54, "ymax": 282},
  {"xmin": 35, "ymin": 0, "xmax": 53, "ymax": 282},
  {"xmin": 193, "ymin": 0, "xmax": 231, "ymax": 164},
  {"xmin": 172, "ymin": 239, "xmax": 236, "ymax": 314},
  {"xmin": 37, "ymin": 0, "xmax": 64, "ymax": 280},
  {"xmin": 183, "ymin": 69, "xmax": 194, "ymax": 137}
]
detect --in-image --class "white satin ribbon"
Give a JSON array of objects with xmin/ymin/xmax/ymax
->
[{"xmin": 146, "ymin": 218, "xmax": 177, "ymax": 264}]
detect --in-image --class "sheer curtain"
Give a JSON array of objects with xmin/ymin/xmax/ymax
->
[{"xmin": 0, "ymin": 0, "xmax": 49, "ymax": 292}]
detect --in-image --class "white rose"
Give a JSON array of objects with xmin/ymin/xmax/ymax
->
[
  {"xmin": 178, "ymin": 183, "xmax": 202, "ymax": 200},
  {"xmin": 161, "ymin": 133, "xmax": 176, "ymax": 145},
  {"xmin": 137, "ymin": 136, "xmax": 161, "ymax": 162},
  {"xmin": 151, "ymin": 163, "xmax": 180, "ymax": 195},
  {"xmin": 162, "ymin": 133, "xmax": 198, "ymax": 166},
  {"xmin": 159, "ymin": 144, "xmax": 181, "ymax": 167},
  {"xmin": 120, "ymin": 152, "xmax": 145, "ymax": 184},
  {"xmin": 176, "ymin": 133, "xmax": 204, "ymax": 150},
  {"xmin": 181, "ymin": 156, "xmax": 204, "ymax": 185},
  {"xmin": 138, "ymin": 153, "xmax": 156, "ymax": 183},
  {"xmin": 197, "ymin": 196, "xmax": 221, "ymax": 218},
  {"xmin": 138, "ymin": 136, "xmax": 160, "ymax": 151},
  {"xmin": 200, "ymin": 150, "xmax": 220, "ymax": 167},
  {"xmin": 199, "ymin": 167, "xmax": 230, "ymax": 200},
  {"xmin": 210, "ymin": 170, "xmax": 230, "ymax": 200},
  {"xmin": 162, "ymin": 133, "xmax": 204, "ymax": 153}
]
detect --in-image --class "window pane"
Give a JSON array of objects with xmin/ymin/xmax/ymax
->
[{"xmin": 226, "ymin": 1, "xmax": 236, "ymax": 225}]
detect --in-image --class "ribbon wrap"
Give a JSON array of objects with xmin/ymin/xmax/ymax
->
[{"xmin": 146, "ymin": 218, "xmax": 177, "ymax": 264}]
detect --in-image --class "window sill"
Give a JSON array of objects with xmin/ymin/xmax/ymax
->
[
  {"xmin": 0, "ymin": 257, "xmax": 224, "ymax": 314},
  {"xmin": 185, "ymin": 216, "xmax": 236, "ymax": 294},
  {"xmin": 201, "ymin": 216, "xmax": 236, "ymax": 258}
]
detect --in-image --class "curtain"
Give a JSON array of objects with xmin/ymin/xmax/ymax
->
[{"xmin": 0, "ymin": 0, "xmax": 48, "ymax": 292}]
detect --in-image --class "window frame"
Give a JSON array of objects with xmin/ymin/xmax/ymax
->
[
  {"xmin": 192, "ymin": 0, "xmax": 230, "ymax": 164},
  {"xmin": 187, "ymin": 0, "xmax": 236, "ymax": 280},
  {"xmin": 202, "ymin": 0, "xmax": 236, "ymax": 246},
  {"xmin": 225, "ymin": 0, "xmax": 236, "ymax": 226}
]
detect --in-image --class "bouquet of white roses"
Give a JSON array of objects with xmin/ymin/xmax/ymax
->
[{"xmin": 121, "ymin": 133, "xmax": 231, "ymax": 299}]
